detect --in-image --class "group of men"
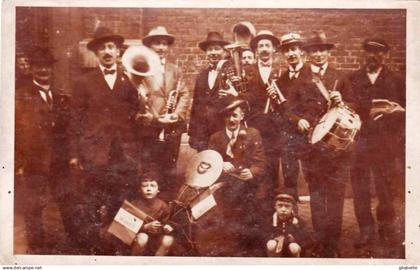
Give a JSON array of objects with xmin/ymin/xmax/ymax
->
[{"xmin": 15, "ymin": 20, "xmax": 404, "ymax": 257}]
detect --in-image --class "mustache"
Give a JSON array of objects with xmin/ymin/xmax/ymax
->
[{"xmin": 102, "ymin": 54, "xmax": 113, "ymax": 59}]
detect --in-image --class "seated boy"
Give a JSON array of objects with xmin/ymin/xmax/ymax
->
[
  {"xmin": 131, "ymin": 172, "xmax": 175, "ymax": 256},
  {"xmin": 266, "ymin": 193, "xmax": 313, "ymax": 257}
]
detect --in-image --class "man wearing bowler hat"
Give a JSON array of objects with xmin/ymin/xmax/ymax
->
[
  {"xmin": 15, "ymin": 47, "xmax": 77, "ymax": 253},
  {"xmin": 287, "ymin": 30, "xmax": 353, "ymax": 257},
  {"xmin": 349, "ymin": 38, "xmax": 405, "ymax": 256},
  {"xmin": 275, "ymin": 32, "xmax": 311, "ymax": 201},
  {"xmin": 68, "ymin": 26, "xmax": 144, "ymax": 254},
  {"xmin": 188, "ymin": 31, "xmax": 238, "ymax": 152},
  {"xmin": 142, "ymin": 26, "xmax": 190, "ymax": 196}
]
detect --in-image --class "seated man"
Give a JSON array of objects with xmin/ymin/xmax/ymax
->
[
  {"xmin": 208, "ymin": 98, "xmax": 266, "ymax": 256},
  {"xmin": 266, "ymin": 194, "xmax": 313, "ymax": 257},
  {"xmin": 130, "ymin": 172, "xmax": 175, "ymax": 256}
]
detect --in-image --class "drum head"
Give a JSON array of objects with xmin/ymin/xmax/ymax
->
[
  {"xmin": 310, "ymin": 107, "xmax": 339, "ymax": 144},
  {"xmin": 185, "ymin": 150, "xmax": 223, "ymax": 188}
]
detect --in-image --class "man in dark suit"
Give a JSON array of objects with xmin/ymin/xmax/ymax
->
[
  {"xmin": 142, "ymin": 26, "xmax": 190, "ymax": 196},
  {"xmin": 15, "ymin": 47, "xmax": 78, "ymax": 253},
  {"xmin": 349, "ymin": 38, "xmax": 405, "ymax": 255},
  {"xmin": 243, "ymin": 30, "xmax": 282, "ymax": 211},
  {"xmin": 208, "ymin": 98, "xmax": 266, "ymax": 256},
  {"xmin": 288, "ymin": 31, "xmax": 353, "ymax": 257},
  {"xmin": 276, "ymin": 32, "xmax": 311, "ymax": 201},
  {"xmin": 188, "ymin": 32, "xmax": 236, "ymax": 152},
  {"xmin": 68, "ymin": 27, "xmax": 144, "ymax": 254}
]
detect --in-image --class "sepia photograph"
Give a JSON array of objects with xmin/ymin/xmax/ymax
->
[{"xmin": 1, "ymin": 0, "xmax": 420, "ymax": 265}]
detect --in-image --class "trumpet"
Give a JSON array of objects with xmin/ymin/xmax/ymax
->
[
  {"xmin": 158, "ymin": 80, "xmax": 182, "ymax": 141},
  {"xmin": 263, "ymin": 79, "xmax": 287, "ymax": 114}
]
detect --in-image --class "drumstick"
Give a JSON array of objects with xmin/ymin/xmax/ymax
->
[{"xmin": 332, "ymin": 80, "xmax": 338, "ymax": 92}]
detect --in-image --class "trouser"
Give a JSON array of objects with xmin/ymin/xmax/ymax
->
[
  {"xmin": 281, "ymin": 140, "xmax": 301, "ymax": 200},
  {"xmin": 80, "ymin": 160, "xmax": 138, "ymax": 254},
  {"xmin": 21, "ymin": 174, "xmax": 48, "ymax": 252},
  {"xmin": 350, "ymin": 137, "xmax": 397, "ymax": 239},
  {"xmin": 301, "ymin": 150, "xmax": 348, "ymax": 254},
  {"xmin": 142, "ymin": 132, "xmax": 182, "ymax": 197}
]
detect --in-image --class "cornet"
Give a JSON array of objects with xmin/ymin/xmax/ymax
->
[{"xmin": 263, "ymin": 79, "xmax": 287, "ymax": 114}]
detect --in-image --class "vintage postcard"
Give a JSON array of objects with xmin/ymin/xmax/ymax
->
[{"xmin": 1, "ymin": 0, "xmax": 420, "ymax": 265}]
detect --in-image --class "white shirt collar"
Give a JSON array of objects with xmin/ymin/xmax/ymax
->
[
  {"xmin": 99, "ymin": 63, "xmax": 117, "ymax": 74},
  {"xmin": 258, "ymin": 59, "xmax": 273, "ymax": 67},
  {"xmin": 225, "ymin": 127, "xmax": 240, "ymax": 140},
  {"xmin": 289, "ymin": 61, "xmax": 303, "ymax": 73},
  {"xmin": 311, "ymin": 62, "xmax": 328, "ymax": 76},
  {"xmin": 33, "ymin": 80, "xmax": 50, "ymax": 91},
  {"xmin": 367, "ymin": 66, "xmax": 383, "ymax": 85}
]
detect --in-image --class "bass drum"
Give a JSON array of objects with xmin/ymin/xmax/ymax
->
[{"xmin": 310, "ymin": 105, "xmax": 362, "ymax": 151}]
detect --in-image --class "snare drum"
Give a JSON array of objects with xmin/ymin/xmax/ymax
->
[{"xmin": 310, "ymin": 106, "xmax": 361, "ymax": 151}]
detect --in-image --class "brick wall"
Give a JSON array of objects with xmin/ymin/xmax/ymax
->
[{"xmin": 16, "ymin": 7, "xmax": 406, "ymax": 92}]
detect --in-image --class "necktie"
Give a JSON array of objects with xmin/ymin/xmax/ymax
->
[
  {"xmin": 40, "ymin": 88, "xmax": 53, "ymax": 109},
  {"xmin": 226, "ymin": 132, "xmax": 236, "ymax": 158},
  {"xmin": 289, "ymin": 70, "xmax": 300, "ymax": 79},
  {"xmin": 104, "ymin": 69, "xmax": 116, "ymax": 75}
]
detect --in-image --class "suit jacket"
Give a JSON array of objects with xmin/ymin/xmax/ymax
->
[
  {"xmin": 147, "ymin": 62, "xmax": 190, "ymax": 121},
  {"xmin": 288, "ymin": 65, "xmax": 353, "ymax": 158},
  {"xmin": 243, "ymin": 62, "xmax": 285, "ymax": 154},
  {"xmin": 208, "ymin": 126, "xmax": 266, "ymax": 179},
  {"xmin": 15, "ymin": 80, "xmax": 71, "ymax": 175},
  {"xmin": 69, "ymin": 66, "xmax": 140, "ymax": 167},
  {"xmin": 188, "ymin": 64, "xmax": 231, "ymax": 151},
  {"xmin": 349, "ymin": 65, "xmax": 405, "ymax": 156}
]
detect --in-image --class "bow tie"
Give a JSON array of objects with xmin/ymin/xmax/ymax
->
[
  {"xmin": 103, "ymin": 69, "xmax": 116, "ymax": 75},
  {"xmin": 259, "ymin": 61, "xmax": 272, "ymax": 68}
]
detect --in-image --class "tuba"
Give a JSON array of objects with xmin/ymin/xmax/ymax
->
[
  {"xmin": 122, "ymin": 45, "xmax": 163, "ymax": 117},
  {"xmin": 223, "ymin": 21, "xmax": 257, "ymax": 94}
]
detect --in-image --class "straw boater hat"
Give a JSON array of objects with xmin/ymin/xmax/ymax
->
[
  {"xmin": 302, "ymin": 30, "xmax": 335, "ymax": 51},
  {"xmin": 87, "ymin": 26, "xmax": 124, "ymax": 51},
  {"xmin": 142, "ymin": 26, "xmax": 175, "ymax": 47},
  {"xmin": 219, "ymin": 97, "xmax": 249, "ymax": 115},
  {"xmin": 362, "ymin": 38, "xmax": 389, "ymax": 52},
  {"xmin": 198, "ymin": 32, "xmax": 230, "ymax": 51},
  {"xmin": 250, "ymin": 30, "xmax": 280, "ymax": 51},
  {"xmin": 29, "ymin": 46, "xmax": 57, "ymax": 65},
  {"xmin": 279, "ymin": 32, "xmax": 304, "ymax": 49}
]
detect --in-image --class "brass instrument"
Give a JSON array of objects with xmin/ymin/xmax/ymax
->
[
  {"xmin": 263, "ymin": 79, "xmax": 287, "ymax": 114},
  {"xmin": 158, "ymin": 79, "xmax": 183, "ymax": 141},
  {"xmin": 121, "ymin": 45, "xmax": 163, "ymax": 117},
  {"xmin": 222, "ymin": 21, "xmax": 256, "ymax": 94}
]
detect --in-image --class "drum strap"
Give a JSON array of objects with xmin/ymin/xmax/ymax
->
[{"xmin": 312, "ymin": 76, "xmax": 331, "ymax": 105}]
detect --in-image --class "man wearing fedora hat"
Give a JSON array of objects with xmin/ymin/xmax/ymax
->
[
  {"xmin": 206, "ymin": 97, "xmax": 266, "ymax": 256},
  {"xmin": 142, "ymin": 26, "xmax": 190, "ymax": 196},
  {"xmin": 349, "ymin": 38, "xmax": 405, "ymax": 254},
  {"xmin": 243, "ymin": 30, "xmax": 284, "ymax": 219},
  {"xmin": 15, "ymin": 46, "xmax": 79, "ymax": 253},
  {"xmin": 275, "ymin": 32, "xmax": 312, "ymax": 202},
  {"xmin": 68, "ymin": 26, "xmax": 144, "ymax": 254},
  {"xmin": 287, "ymin": 30, "xmax": 353, "ymax": 257},
  {"xmin": 188, "ymin": 31, "xmax": 238, "ymax": 152}
]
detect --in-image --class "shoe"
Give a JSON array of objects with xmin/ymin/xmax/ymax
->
[{"xmin": 353, "ymin": 234, "xmax": 374, "ymax": 248}]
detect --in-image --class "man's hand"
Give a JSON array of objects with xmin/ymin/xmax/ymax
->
[
  {"xmin": 223, "ymin": 162, "xmax": 235, "ymax": 173},
  {"xmin": 69, "ymin": 158, "xmax": 83, "ymax": 171},
  {"xmin": 163, "ymin": 224, "xmax": 174, "ymax": 234},
  {"xmin": 158, "ymin": 113, "xmax": 179, "ymax": 124},
  {"xmin": 143, "ymin": 220, "xmax": 162, "ymax": 234},
  {"xmin": 218, "ymin": 80, "xmax": 239, "ymax": 97},
  {"xmin": 16, "ymin": 166, "xmax": 24, "ymax": 176},
  {"xmin": 329, "ymin": 91, "xmax": 343, "ymax": 107},
  {"xmin": 266, "ymin": 84, "xmax": 278, "ymax": 99},
  {"xmin": 239, "ymin": 168, "xmax": 253, "ymax": 181},
  {"xmin": 297, "ymin": 119, "xmax": 311, "ymax": 133},
  {"xmin": 135, "ymin": 111, "xmax": 154, "ymax": 126}
]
